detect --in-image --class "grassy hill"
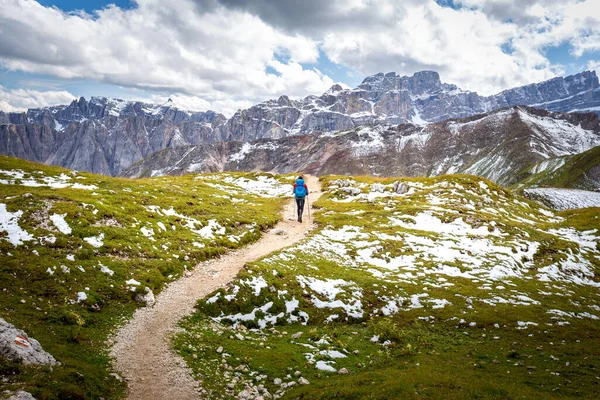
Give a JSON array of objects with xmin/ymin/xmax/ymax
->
[
  {"xmin": 0, "ymin": 156, "xmax": 289, "ymax": 399},
  {"xmin": 175, "ymin": 174, "xmax": 600, "ymax": 399},
  {"xmin": 515, "ymin": 145, "xmax": 600, "ymax": 191}
]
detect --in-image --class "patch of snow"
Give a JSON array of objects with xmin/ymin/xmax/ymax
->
[
  {"xmin": 84, "ymin": 233, "xmax": 104, "ymax": 248},
  {"xmin": 0, "ymin": 204, "xmax": 34, "ymax": 246},
  {"xmin": 524, "ymin": 188, "xmax": 600, "ymax": 210},
  {"xmin": 99, "ymin": 263, "xmax": 114, "ymax": 276},
  {"xmin": 315, "ymin": 360, "xmax": 337, "ymax": 372},
  {"xmin": 50, "ymin": 213, "xmax": 72, "ymax": 234}
]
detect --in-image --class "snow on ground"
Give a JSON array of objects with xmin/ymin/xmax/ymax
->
[
  {"xmin": 0, "ymin": 169, "xmax": 98, "ymax": 190},
  {"xmin": 196, "ymin": 219, "xmax": 226, "ymax": 239},
  {"xmin": 524, "ymin": 188, "xmax": 600, "ymax": 210},
  {"xmin": 199, "ymin": 174, "xmax": 292, "ymax": 198},
  {"xmin": 76, "ymin": 292, "xmax": 87, "ymax": 303},
  {"xmin": 146, "ymin": 206, "xmax": 229, "ymax": 241},
  {"xmin": 84, "ymin": 233, "xmax": 105, "ymax": 248},
  {"xmin": 212, "ymin": 176, "xmax": 600, "ymax": 329},
  {"xmin": 50, "ymin": 213, "xmax": 72, "ymax": 234},
  {"xmin": 0, "ymin": 203, "xmax": 34, "ymax": 246},
  {"xmin": 221, "ymin": 176, "xmax": 292, "ymax": 197},
  {"xmin": 99, "ymin": 262, "xmax": 114, "ymax": 276}
]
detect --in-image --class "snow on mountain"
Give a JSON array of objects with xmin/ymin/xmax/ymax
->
[
  {"xmin": 122, "ymin": 106, "xmax": 600, "ymax": 190},
  {"xmin": 1, "ymin": 70, "xmax": 600, "ymax": 176},
  {"xmin": 524, "ymin": 188, "xmax": 600, "ymax": 210}
]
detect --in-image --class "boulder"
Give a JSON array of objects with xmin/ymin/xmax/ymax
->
[
  {"xmin": 393, "ymin": 181, "xmax": 409, "ymax": 194},
  {"xmin": 371, "ymin": 183, "xmax": 386, "ymax": 193},
  {"xmin": 135, "ymin": 287, "xmax": 155, "ymax": 307},
  {"xmin": 0, "ymin": 318, "xmax": 58, "ymax": 366},
  {"xmin": 6, "ymin": 391, "xmax": 37, "ymax": 400}
]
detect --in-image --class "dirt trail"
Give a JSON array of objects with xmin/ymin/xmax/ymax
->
[{"xmin": 110, "ymin": 175, "xmax": 322, "ymax": 400}]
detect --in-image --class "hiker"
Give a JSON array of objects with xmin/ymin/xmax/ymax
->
[{"xmin": 293, "ymin": 176, "xmax": 309, "ymax": 222}]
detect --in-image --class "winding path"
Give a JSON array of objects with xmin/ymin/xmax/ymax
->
[{"xmin": 110, "ymin": 175, "xmax": 322, "ymax": 400}]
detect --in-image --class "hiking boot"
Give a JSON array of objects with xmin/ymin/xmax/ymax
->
[{"xmin": 299, "ymin": 216, "xmax": 302, "ymax": 223}]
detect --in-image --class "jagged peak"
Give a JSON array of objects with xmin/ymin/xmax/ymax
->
[
  {"xmin": 325, "ymin": 84, "xmax": 345, "ymax": 95},
  {"xmin": 360, "ymin": 70, "xmax": 441, "ymax": 85}
]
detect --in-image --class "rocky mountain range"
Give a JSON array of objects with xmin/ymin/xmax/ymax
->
[
  {"xmin": 122, "ymin": 106, "xmax": 600, "ymax": 188},
  {"xmin": 1, "ymin": 70, "xmax": 599, "ymax": 176},
  {"xmin": 0, "ymin": 97, "xmax": 226, "ymax": 176}
]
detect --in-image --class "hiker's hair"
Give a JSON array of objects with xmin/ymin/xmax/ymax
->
[{"xmin": 298, "ymin": 176, "xmax": 303, "ymax": 179}]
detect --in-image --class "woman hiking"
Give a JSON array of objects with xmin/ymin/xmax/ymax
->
[{"xmin": 293, "ymin": 176, "xmax": 309, "ymax": 222}]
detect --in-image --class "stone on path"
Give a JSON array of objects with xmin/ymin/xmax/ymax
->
[{"xmin": 135, "ymin": 287, "xmax": 155, "ymax": 307}]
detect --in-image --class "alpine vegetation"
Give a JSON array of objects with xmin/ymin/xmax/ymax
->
[
  {"xmin": 0, "ymin": 156, "xmax": 290, "ymax": 399},
  {"xmin": 175, "ymin": 175, "xmax": 600, "ymax": 399}
]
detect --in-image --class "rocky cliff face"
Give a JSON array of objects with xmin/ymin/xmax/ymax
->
[
  {"xmin": 1, "ymin": 71, "xmax": 599, "ymax": 175},
  {"xmin": 0, "ymin": 97, "xmax": 226, "ymax": 175},
  {"xmin": 215, "ymin": 70, "xmax": 600, "ymax": 141},
  {"xmin": 122, "ymin": 106, "xmax": 600, "ymax": 187}
]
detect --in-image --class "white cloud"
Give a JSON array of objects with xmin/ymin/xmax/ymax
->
[
  {"xmin": 0, "ymin": 0, "xmax": 331, "ymax": 114},
  {"xmin": 320, "ymin": 0, "xmax": 600, "ymax": 95},
  {"xmin": 587, "ymin": 60, "xmax": 600, "ymax": 73},
  {"xmin": 0, "ymin": 85, "xmax": 76, "ymax": 112},
  {"xmin": 0, "ymin": 0, "xmax": 599, "ymax": 113},
  {"xmin": 321, "ymin": 2, "xmax": 558, "ymax": 95}
]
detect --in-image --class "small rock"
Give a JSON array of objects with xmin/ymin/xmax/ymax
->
[
  {"xmin": 291, "ymin": 332, "xmax": 302, "ymax": 339},
  {"xmin": 217, "ymin": 346, "xmax": 224, "ymax": 353},
  {"xmin": 135, "ymin": 287, "xmax": 155, "ymax": 307},
  {"xmin": 526, "ymin": 365, "xmax": 537, "ymax": 370},
  {"xmin": 109, "ymin": 373, "xmax": 124, "ymax": 382},
  {"xmin": 226, "ymin": 383, "xmax": 235, "ymax": 390},
  {"xmin": 371, "ymin": 183, "xmax": 385, "ymax": 193},
  {"xmin": 393, "ymin": 181, "xmax": 409, "ymax": 194},
  {"xmin": 6, "ymin": 390, "xmax": 36, "ymax": 400},
  {"xmin": 273, "ymin": 378, "xmax": 282, "ymax": 385},
  {"xmin": 338, "ymin": 368, "xmax": 349, "ymax": 375},
  {"xmin": 19, "ymin": 300, "xmax": 26, "ymax": 304},
  {"xmin": 298, "ymin": 377, "xmax": 310, "ymax": 385},
  {"xmin": 353, "ymin": 350, "xmax": 359, "ymax": 355},
  {"xmin": 294, "ymin": 370, "xmax": 301, "ymax": 376},
  {"xmin": 271, "ymin": 228, "xmax": 287, "ymax": 236},
  {"xmin": 492, "ymin": 359, "xmax": 500, "ymax": 364},
  {"xmin": 235, "ymin": 333, "xmax": 245, "ymax": 341}
]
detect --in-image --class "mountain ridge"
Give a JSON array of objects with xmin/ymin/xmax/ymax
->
[
  {"xmin": 1, "ymin": 70, "xmax": 599, "ymax": 176},
  {"xmin": 121, "ymin": 105, "xmax": 600, "ymax": 189}
]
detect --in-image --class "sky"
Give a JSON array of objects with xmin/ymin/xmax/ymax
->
[{"xmin": 0, "ymin": 0, "xmax": 599, "ymax": 117}]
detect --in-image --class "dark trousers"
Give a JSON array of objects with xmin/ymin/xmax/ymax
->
[{"xmin": 296, "ymin": 197, "xmax": 305, "ymax": 219}]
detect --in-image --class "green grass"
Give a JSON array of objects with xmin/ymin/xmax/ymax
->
[
  {"xmin": 0, "ymin": 156, "xmax": 289, "ymax": 399},
  {"xmin": 175, "ymin": 174, "xmax": 600, "ymax": 399},
  {"xmin": 514, "ymin": 145, "xmax": 600, "ymax": 191}
]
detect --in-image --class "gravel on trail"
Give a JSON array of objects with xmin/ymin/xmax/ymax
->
[{"xmin": 110, "ymin": 176, "xmax": 323, "ymax": 400}]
